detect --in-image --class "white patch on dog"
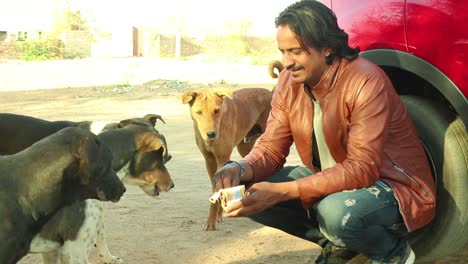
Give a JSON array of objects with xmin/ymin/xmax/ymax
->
[
  {"xmin": 61, "ymin": 201, "xmax": 102, "ymax": 261},
  {"xmin": 30, "ymin": 170, "xmax": 126, "ymax": 263},
  {"xmin": 29, "ymin": 236, "xmax": 62, "ymax": 253},
  {"xmin": 29, "ymin": 200, "xmax": 101, "ymax": 254},
  {"xmin": 90, "ymin": 121, "xmax": 108, "ymax": 134}
]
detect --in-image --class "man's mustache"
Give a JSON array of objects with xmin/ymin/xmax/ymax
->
[{"xmin": 286, "ymin": 65, "xmax": 304, "ymax": 71}]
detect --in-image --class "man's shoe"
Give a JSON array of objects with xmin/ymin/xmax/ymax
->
[{"xmin": 315, "ymin": 245, "xmax": 358, "ymax": 264}]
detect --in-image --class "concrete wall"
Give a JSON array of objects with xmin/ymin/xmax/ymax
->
[{"xmin": 62, "ymin": 30, "xmax": 93, "ymax": 59}]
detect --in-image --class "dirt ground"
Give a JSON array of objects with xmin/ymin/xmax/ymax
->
[{"xmin": 1, "ymin": 60, "xmax": 466, "ymax": 264}]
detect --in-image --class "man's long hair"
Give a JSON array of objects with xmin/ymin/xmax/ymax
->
[{"xmin": 275, "ymin": 0, "xmax": 359, "ymax": 64}]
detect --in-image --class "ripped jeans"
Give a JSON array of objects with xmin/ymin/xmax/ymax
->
[{"xmin": 249, "ymin": 166, "xmax": 410, "ymax": 262}]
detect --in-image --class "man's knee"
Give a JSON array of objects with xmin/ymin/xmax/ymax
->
[{"xmin": 314, "ymin": 193, "xmax": 361, "ymax": 246}]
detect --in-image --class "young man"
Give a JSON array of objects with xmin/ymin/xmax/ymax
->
[{"xmin": 213, "ymin": 1, "xmax": 436, "ymax": 263}]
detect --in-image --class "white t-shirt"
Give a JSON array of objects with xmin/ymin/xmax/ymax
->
[{"xmin": 313, "ymin": 100, "xmax": 337, "ymax": 170}]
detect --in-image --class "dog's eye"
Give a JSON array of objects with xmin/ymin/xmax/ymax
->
[
  {"xmin": 214, "ymin": 109, "xmax": 220, "ymax": 114},
  {"xmin": 196, "ymin": 111, "xmax": 202, "ymax": 116}
]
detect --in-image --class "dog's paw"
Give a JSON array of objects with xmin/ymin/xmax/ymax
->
[
  {"xmin": 203, "ymin": 220, "xmax": 218, "ymax": 231},
  {"xmin": 101, "ymin": 255, "xmax": 124, "ymax": 264},
  {"xmin": 217, "ymin": 211, "xmax": 224, "ymax": 222}
]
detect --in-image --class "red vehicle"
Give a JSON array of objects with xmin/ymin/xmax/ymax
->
[{"xmin": 322, "ymin": 0, "xmax": 468, "ymax": 262}]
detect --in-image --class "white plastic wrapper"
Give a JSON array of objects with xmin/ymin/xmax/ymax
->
[{"xmin": 209, "ymin": 185, "xmax": 246, "ymax": 210}]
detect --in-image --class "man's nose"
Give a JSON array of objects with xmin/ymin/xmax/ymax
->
[{"xmin": 283, "ymin": 54, "xmax": 294, "ymax": 70}]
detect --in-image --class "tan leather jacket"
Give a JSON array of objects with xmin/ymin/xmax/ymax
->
[{"xmin": 244, "ymin": 57, "xmax": 436, "ymax": 232}]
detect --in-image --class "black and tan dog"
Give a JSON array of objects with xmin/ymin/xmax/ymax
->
[
  {"xmin": 0, "ymin": 113, "xmax": 173, "ymax": 263},
  {"xmin": 0, "ymin": 127, "xmax": 126, "ymax": 264}
]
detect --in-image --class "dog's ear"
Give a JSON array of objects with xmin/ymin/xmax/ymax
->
[
  {"xmin": 213, "ymin": 88, "xmax": 233, "ymax": 99},
  {"xmin": 71, "ymin": 132, "xmax": 100, "ymax": 184},
  {"xmin": 137, "ymin": 132, "xmax": 166, "ymax": 157},
  {"xmin": 181, "ymin": 91, "xmax": 198, "ymax": 105},
  {"xmin": 158, "ymin": 132, "xmax": 172, "ymax": 163},
  {"xmin": 117, "ymin": 119, "xmax": 134, "ymax": 128},
  {"xmin": 143, "ymin": 114, "xmax": 166, "ymax": 126}
]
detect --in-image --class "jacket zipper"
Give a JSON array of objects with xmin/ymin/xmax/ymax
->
[
  {"xmin": 391, "ymin": 163, "xmax": 429, "ymax": 197},
  {"xmin": 384, "ymin": 152, "xmax": 429, "ymax": 197}
]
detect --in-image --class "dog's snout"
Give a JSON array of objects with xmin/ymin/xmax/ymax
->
[
  {"xmin": 170, "ymin": 182, "xmax": 175, "ymax": 189},
  {"xmin": 108, "ymin": 173, "xmax": 126, "ymax": 202},
  {"xmin": 110, "ymin": 184, "xmax": 126, "ymax": 202},
  {"xmin": 207, "ymin": 131, "xmax": 216, "ymax": 139}
]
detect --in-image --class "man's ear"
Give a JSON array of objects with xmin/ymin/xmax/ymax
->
[{"xmin": 323, "ymin": 47, "xmax": 332, "ymax": 57}]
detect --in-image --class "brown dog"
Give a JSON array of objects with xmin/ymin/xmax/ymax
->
[{"xmin": 182, "ymin": 87, "xmax": 272, "ymax": 230}]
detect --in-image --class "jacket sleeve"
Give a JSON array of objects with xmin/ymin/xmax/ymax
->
[
  {"xmin": 243, "ymin": 80, "xmax": 295, "ymax": 182},
  {"xmin": 296, "ymin": 74, "xmax": 391, "ymax": 208}
]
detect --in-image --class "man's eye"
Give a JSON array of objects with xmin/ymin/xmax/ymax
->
[{"xmin": 292, "ymin": 50, "xmax": 302, "ymax": 55}]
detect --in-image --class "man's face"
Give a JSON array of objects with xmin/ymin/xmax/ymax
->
[{"xmin": 276, "ymin": 24, "xmax": 331, "ymax": 88}]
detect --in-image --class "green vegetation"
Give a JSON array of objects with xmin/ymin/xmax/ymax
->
[{"xmin": 17, "ymin": 40, "xmax": 62, "ymax": 61}]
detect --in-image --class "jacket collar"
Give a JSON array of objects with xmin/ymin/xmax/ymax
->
[
  {"xmin": 311, "ymin": 58, "xmax": 341, "ymax": 101},
  {"xmin": 284, "ymin": 58, "xmax": 343, "ymax": 101}
]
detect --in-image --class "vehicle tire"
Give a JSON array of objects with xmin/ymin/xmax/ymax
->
[{"xmin": 400, "ymin": 95, "xmax": 468, "ymax": 263}]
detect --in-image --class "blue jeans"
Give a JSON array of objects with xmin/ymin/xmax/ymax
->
[{"xmin": 248, "ymin": 166, "xmax": 410, "ymax": 262}]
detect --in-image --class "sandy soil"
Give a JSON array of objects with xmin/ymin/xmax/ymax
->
[{"xmin": 1, "ymin": 59, "xmax": 465, "ymax": 264}]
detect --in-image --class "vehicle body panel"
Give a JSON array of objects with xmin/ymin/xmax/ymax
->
[
  {"xmin": 405, "ymin": 0, "xmax": 468, "ymax": 98},
  {"xmin": 330, "ymin": 0, "xmax": 468, "ymax": 125},
  {"xmin": 332, "ymin": 0, "xmax": 407, "ymax": 52}
]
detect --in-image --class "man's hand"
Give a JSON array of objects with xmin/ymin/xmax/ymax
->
[
  {"xmin": 223, "ymin": 181, "xmax": 299, "ymax": 217},
  {"xmin": 213, "ymin": 162, "xmax": 242, "ymax": 193}
]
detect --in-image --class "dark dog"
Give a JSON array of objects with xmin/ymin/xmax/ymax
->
[
  {"xmin": 0, "ymin": 127, "xmax": 126, "ymax": 264},
  {"xmin": 0, "ymin": 113, "xmax": 172, "ymax": 165},
  {"xmin": 0, "ymin": 113, "xmax": 174, "ymax": 263},
  {"xmin": 0, "ymin": 113, "xmax": 91, "ymax": 155}
]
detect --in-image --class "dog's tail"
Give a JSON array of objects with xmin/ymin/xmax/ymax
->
[
  {"xmin": 268, "ymin": 60, "xmax": 284, "ymax": 79},
  {"xmin": 268, "ymin": 60, "xmax": 284, "ymax": 94}
]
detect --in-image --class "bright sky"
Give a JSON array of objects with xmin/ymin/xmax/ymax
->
[{"xmin": 1, "ymin": 0, "xmax": 299, "ymax": 35}]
